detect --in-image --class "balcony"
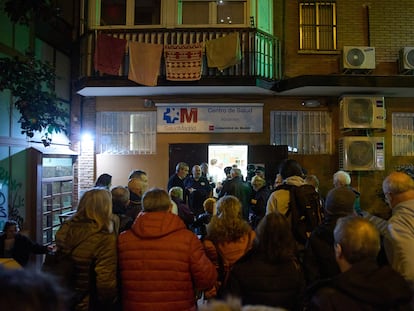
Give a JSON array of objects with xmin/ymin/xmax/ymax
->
[{"xmin": 76, "ymin": 27, "xmax": 281, "ymax": 96}]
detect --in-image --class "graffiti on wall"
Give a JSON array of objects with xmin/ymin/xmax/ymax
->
[{"xmin": 0, "ymin": 167, "xmax": 24, "ymax": 230}]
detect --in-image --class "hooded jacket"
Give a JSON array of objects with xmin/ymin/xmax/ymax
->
[
  {"xmin": 305, "ymin": 259, "xmax": 412, "ymax": 311},
  {"xmin": 118, "ymin": 211, "xmax": 217, "ymax": 311}
]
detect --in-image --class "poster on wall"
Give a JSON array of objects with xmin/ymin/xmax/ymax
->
[{"xmin": 156, "ymin": 103, "xmax": 263, "ymax": 133}]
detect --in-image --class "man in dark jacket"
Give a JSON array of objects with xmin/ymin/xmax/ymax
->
[
  {"xmin": 218, "ymin": 168, "xmax": 252, "ymax": 221},
  {"xmin": 0, "ymin": 220, "xmax": 49, "ymax": 267},
  {"xmin": 305, "ymin": 216, "xmax": 412, "ymax": 310}
]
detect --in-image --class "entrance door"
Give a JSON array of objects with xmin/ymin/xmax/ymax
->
[{"xmin": 169, "ymin": 144, "xmax": 288, "ymax": 185}]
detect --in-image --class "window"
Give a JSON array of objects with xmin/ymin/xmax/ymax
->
[
  {"xmin": 392, "ymin": 113, "xmax": 414, "ymax": 156},
  {"xmin": 100, "ymin": 0, "xmax": 161, "ymax": 26},
  {"xmin": 96, "ymin": 111, "xmax": 156, "ymax": 154},
  {"xmin": 270, "ymin": 111, "xmax": 331, "ymax": 154},
  {"xmin": 101, "ymin": 0, "xmax": 126, "ymax": 25},
  {"xmin": 135, "ymin": 0, "xmax": 161, "ymax": 25},
  {"xmin": 299, "ymin": 1, "xmax": 337, "ymax": 51},
  {"xmin": 180, "ymin": 0, "xmax": 246, "ymax": 25},
  {"xmin": 42, "ymin": 157, "xmax": 74, "ymax": 244}
]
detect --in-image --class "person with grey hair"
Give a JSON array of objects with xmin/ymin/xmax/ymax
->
[
  {"xmin": 118, "ymin": 188, "xmax": 217, "ymax": 310},
  {"xmin": 305, "ymin": 216, "xmax": 412, "ymax": 310},
  {"xmin": 363, "ymin": 171, "xmax": 414, "ymax": 297},
  {"xmin": 333, "ymin": 170, "xmax": 361, "ymax": 215},
  {"xmin": 249, "ymin": 175, "xmax": 271, "ymax": 229},
  {"xmin": 111, "ymin": 186, "xmax": 133, "ymax": 233},
  {"xmin": 168, "ymin": 162, "xmax": 190, "ymax": 200}
]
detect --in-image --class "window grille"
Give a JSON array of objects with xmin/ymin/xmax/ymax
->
[
  {"xmin": 392, "ymin": 113, "xmax": 414, "ymax": 156},
  {"xmin": 270, "ymin": 111, "xmax": 331, "ymax": 154},
  {"xmin": 299, "ymin": 1, "xmax": 337, "ymax": 51},
  {"xmin": 96, "ymin": 111, "xmax": 156, "ymax": 154}
]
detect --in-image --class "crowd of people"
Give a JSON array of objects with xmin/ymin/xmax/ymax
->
[{"xmin": 0, "ymin": 159, "xmax": 413, "ymax": 311}]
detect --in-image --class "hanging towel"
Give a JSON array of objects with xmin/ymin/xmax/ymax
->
[
  {"xmin": 205, "ymin": 33, "xmax": 241, "ymax": 71},
  {"xmin": 128, "ymin": 41, "xmax": 163, "ymax": 86},
  {"xmin": 164, "ymin": 42, "xmax": 204, "ymax": 81},
  {"xmin": 94, "ymin": 34, "xmax": 127, "ymax": 75}
]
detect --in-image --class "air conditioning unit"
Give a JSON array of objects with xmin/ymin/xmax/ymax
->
[
  {"xmin": 339, "ymin": 96, "xmax": 386, "ymax": 130},
  {"xmin": 399, "ymin": 47, "xmax": 414, "ymax": 71},
  {"xmin": 343, "ymin": 46, "xmax": 376, "ymax": 69},
  {"xmin": 339, "ymin": 137, "xmax": 385, "ymax": 171}
]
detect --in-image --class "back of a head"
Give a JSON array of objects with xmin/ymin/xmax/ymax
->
[
  {"xmin": 0, "ymin": 267, "xmax": 68, "ymax": 311},
  {"xmin": 111, "ymin": 186, "xmax": 130, "ymax": 207},
  {"xmin": 217, "ymin": 195, "xmax": 242, "ymax": 220},
  {"xmin": 128, "ymin": 169, "xmax": 146, "ymax": 180},
  {"xmin": 169, "ymin": 186, "xmax": 183, "ymax": 200},
  {"xmin": 324, "ymin": 186, "xmax": 356, "ymax": 217},
  {"xmin": 76, "ymin": 188, "xmax": 113, "ymax": 232},
  {"xmin": 224, "ymin": 166, "xmax": 232, "ymax": 175},
  {"xmin": 203, "ymin": 197, "xmax": 216, "ymax": 214},
  {"xmin": 279, "ymin": 159, "xmax": 303, "ymax": 180},
  {"xmin": 231, "ymin": 168, "xmax": 242, "ymax": 177},
  {"xmin": 305, "ymin": 174, "xmax": 319, "ymax": 189},
  {"xmin": 333, "ymin": 170, "xmax": 351, "ymax": 187},
  {"xmin": 256, "ymin": 212, "xmax": 296, "ymax": 262},
  {"xmin": 383, "ymin": 171, "xmax": 414, "ymax": 194},
  {"xmin": 95, "ymin": 173, "xmax": 112, "ymax": 188},
  {"xmin": 251, "ymin": 175, "xmax": 266, "ymax": 189},
  {"xmin": 334, "ymin": 216, "xmax": 380, "ymax": 264},
  {"xmin": 142, "ymin": 188, "xmax": 171, "ymax": 212}
]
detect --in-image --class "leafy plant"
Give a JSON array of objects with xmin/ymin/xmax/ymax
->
[
  {"xmin": 0, "ymin": 54, "xmax": 67, "ymax": 138},
  {"xmin": 3, "ymin": 0, "xmax": 57, "ymax": 25}
]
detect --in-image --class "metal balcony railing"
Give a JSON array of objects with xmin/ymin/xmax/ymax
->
[{"xmin": 79, "ymin": 27, "xmax": 281, "ymax": 82}]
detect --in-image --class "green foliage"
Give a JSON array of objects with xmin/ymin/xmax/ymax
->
[
  {"xmin": 3, "ymin": 0, "xmax": 56, "ymax": 25},
  {"xmin": 0, "ymin": 54, "xmax": 67, "ymax": 138}
]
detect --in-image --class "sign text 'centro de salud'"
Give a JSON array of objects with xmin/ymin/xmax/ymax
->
[{"xmin": 156, "ymin": 103, "xmax": 263, "ymax": 133}]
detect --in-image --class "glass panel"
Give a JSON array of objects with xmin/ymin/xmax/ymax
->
[
  {"xmin": 62, "ymin": 194, "xmax": 72, "ymax": 208},
  {"xmin": 182, "ymin": 2, "xmax": 209, "ymax": 24},
  {"xmin": 101, "ymin": 0, "xmax": 126, "ymax": 25},
  {"xmin": 135, "ymin": 0, "xmax": 161, "ymax": 25},
  {"xmin": 53, "ymin": 196, "xmax": 61, "ymax": 211},
  {"xmin": 217, "ymin": 1, "xmax": 244, "ymax": 24},
  {"xmin": 43, "ymin": 198, "xmax": 52, "ymax": 212}
]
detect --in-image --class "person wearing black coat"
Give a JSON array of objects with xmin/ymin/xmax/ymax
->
[
  {"xmin": 225, "ymin": 213, "xmax": 305, "ymax": 310},
  {"xmin": 304, "ymin": 216, "xmax": 412, "ymax": 311},
  {"xmin": 303, "ymin": 186, "xmax": 356, "ymax": 285},
  {"xmin": 0, "ymin": 220, "xmax": 49, "ymax": 267}
]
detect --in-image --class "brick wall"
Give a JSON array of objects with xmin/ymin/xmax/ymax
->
[
  {"xmin": 77, "ymin": 97, "xmax": 96, "ymax": 195},
  {"xmin": 282, "ymin": 0, "xmax": 414, "ymax": 77}
]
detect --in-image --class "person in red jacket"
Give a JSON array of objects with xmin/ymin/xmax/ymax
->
[{"xmin": 118, "ymin": 188, "xmax": 217, "ymax": 311}]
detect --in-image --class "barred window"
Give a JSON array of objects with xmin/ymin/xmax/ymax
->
[
  {"xmin": 299, "ymin": 1, "xmax": 337, "ymax": 51},
  {"xmin": 96, "ymin": 111, "xmax": 156, "ymax": 154},
  {"xmin": 270, "ymin": 111, "xmax": 331, "ymax": 154},
  {"xmin": 392, "ymin": 112, "xmax": 414, "ymax": 156}
]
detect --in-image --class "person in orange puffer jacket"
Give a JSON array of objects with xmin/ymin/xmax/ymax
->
[{"xmin": 118, "ymin": 188, "xmax": 217, "ymax": 311}]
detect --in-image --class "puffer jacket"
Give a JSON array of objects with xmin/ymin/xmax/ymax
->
[
  {"xmin": 118, "ymin": 211, "xmax": 217, "ymax": 311},
  {"xmin": 55, "ymin": 219, "xmax": 118, "ymax": 311}
]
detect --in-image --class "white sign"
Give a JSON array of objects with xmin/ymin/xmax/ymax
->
[{"xmin": 156, "ymin": 103, "xmax": 263, "ymax": 133}]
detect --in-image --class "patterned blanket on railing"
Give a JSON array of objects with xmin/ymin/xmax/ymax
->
[{"xmin": 164, "ymin": 43, "xmax": 204, "ymax": 81}]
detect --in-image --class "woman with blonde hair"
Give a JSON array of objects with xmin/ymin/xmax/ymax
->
[
  {"xmin": 55, "ymin": 188, "xmax": 118, "ymax": 311},
  {"xmin": 203, "ymin": 195, "xmax": 255, "ymax": 299}
]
